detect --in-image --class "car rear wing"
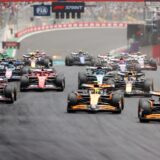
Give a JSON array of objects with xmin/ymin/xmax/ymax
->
[
  {"xmin": 97, "ymin": 54, "xmax": 109, "ymax": 58},
  {"xmin": 86, "ymin": 66, "xmax": 112, "ymax": 72},
  {"xmin": 23, "ymin": 54, "xmax": 30, "ymax": 58},
  {"xmin": 150, "ymin": 91, "xmax": 160, "ymax": 97},
  {"xmin": 117, "ymin": 71, "xmax": 144, "ymax": 77},
  {"xmin": 81, "ymin": 83, "xmax": 115, "ymax": 89}
]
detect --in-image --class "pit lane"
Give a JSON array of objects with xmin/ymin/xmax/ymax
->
[{"xmin": 0, "ymin": 28, "xmax": 160, "ymax": 160}]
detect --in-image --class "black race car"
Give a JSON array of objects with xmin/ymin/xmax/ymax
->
[
  {"xmin": 111, "ymin": 71, "xmax": 153, "ymax": 97},
  {"xmin": 23, "ymin": 50, "xmax": 53, "ymax": 68},
  {"xmin": 0, "ymin": 78, "xmax": 17, "ymax": 103},
  {"xmin": 65, "ymin": 51, "xmax": 95, "ymax": 66}
]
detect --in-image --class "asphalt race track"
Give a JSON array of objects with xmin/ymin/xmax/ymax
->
[{"xmin": 1, "ymin": 28, "xmax": 160, "ymax": 160}]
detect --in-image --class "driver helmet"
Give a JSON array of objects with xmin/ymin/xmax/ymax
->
[
  {"xmin": 30, "ymin": 52, "xmax": 36, "ymax": 59},
  {"xmin": 35, "ymin": 50, "xmax": 40, "ymax": 54},
  {"xmin": 40, "ymin": 68, "xmax": 45, "ymax": 76},
  {"xmin": 127, "ymin": 71, "xmax": 133, "ymax": 76},
  {"xmin": 119, "ymin": 56, "xmax": 125, "ymax": 64},
  {"xmin": 137, "ymin": 51, "xmax": 141, "ymax": 55},
  {"xmin": 8, "ymin": 61, "xmax": 13, "ymax": 65},
  {"xmin": 79, "ymin": 50, "xmax": 84, "ymax": 55},
  {"xmin": 96, "ymin": 66, "xmax": 103, "ymax": 75},
  {"xmin": 41, "ymin": 51, "xmax": 46, "ymax": 56}
]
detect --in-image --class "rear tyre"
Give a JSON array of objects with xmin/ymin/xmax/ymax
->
[
  {"xmin": 135, "ymin": 64, "xmax": 141, "ymax": 72},
  {"xmin": 149, "ymin": 59, "xmax": 157, "ymax": 70},
  {"xmin": 20, "ymin": 76, "xmax": 29, "ymax": 91},
  {"xmin": 78, "ymin": 72, "xmax": 87, "ymax": 89},
  {"xmin": 49, "ymin": 57, "xmax": 53, "ymax": 66},
  {"xmin": 106, "ymin": 79, "xmax": 115, "ymax": 85},
  {"xmin": 90, "ymin": 57, "xmax": 96, "ymax": 66},
  {"xmin": 56, "ymin": 74, "xmax": 65, "ymax": 91},
  {"xmin": 144, "ymin": 79, "xmax": 154, "ymax": 92},
  {"xmin": 21, "ymin": 66, "xmax": 31, "ymax": 75},
  {"xmin": 43, "ymin": 58, "xmax": 50, "ymax": 68},
  {"xmin": 24, "ymin": 59, "xmax": 31, "ymax": 66}
]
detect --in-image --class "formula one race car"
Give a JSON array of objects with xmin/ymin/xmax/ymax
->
[
  {"xmin": 67, "ymin": 85, "xmax": 124, "ymax": 113},
  {"xmin": 98, "ymin": 52, "xmax": 129, "ymax": 63},
  {"xmin": 98, "ymin": 52, "xmax": 157, "ymax": 71},
  {"xmin": 65, "ymin": 50, "xmax": 95, "ymax": 66},
  {"xmin": 0, "ymin": 59, "xmax": 24, "ymax": 81},
  {"xmin": 138, "ymin": 91, "xmax": 160, "ymax": 122},
  {"xmin": 78, "ymin": 66, "xmax": 114, "ymax": 89},
  {"xmin": 0, "ymin": 78, "xmax": 17, "ymax": 103},
  {"xmin": 109, "ymin": 58, "xmax": 141, "ymax": 72},
  {"xmin": 20, "ymin": 68, "xmax": 65, "ymax": 91},
  {"xmin": 23, "ymin": 50, "xmax": 53, "ymax": 68},
  {"xmin": 113, "ymin": 71, "xmax": 153, "ymax": 97},
  {"xmin": 128, "ymin": 54, "xmax": 157, "ymax": 71}
]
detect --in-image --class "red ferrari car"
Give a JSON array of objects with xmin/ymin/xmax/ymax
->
[{"xmin": 20, "ymin": 68, "xmax": 65, "ymax": 91}]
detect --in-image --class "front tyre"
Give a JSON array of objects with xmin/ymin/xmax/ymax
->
[
  {"xmin": 20, "ymin": 76, "xmax": 29, "ymax": 91},
  {"xmin": 4, "ymin": 85, "xmax": 15, "ymax": 103},
  {"xmin": 138, "ymin": 99, "xmax": 151, "ymax": 123},
  {"xmin": 112, "ymin": 94, "xmax": 123, "ymax": 114},
  {"xmin": 67, "ymin": 93, "xmax": 77, "ymax": 113}
]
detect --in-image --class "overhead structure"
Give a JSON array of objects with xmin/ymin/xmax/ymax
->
[
  {"xmin": 0, "ymin": 0, "xmax": 159, "ymax": 2},
  {"xmin": 52, "ymin": 2, "xmax": 85, "ymax": 19}
]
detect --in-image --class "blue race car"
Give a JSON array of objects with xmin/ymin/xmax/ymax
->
[{"xmin": 65, "ymin": 51, "xmax": 95, "ymax": 66}]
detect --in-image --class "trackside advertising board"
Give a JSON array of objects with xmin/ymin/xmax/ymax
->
[
  {"xmin": 33, "ymin": 4, "xmax": 50, "ymax": 16},
  {"xmin": 2, "ymin": 41, "xmax": 20, "ymax": 49},
  {"xmin": 52, "ymin": 2, "xmax": 85, "ymax": 13}
]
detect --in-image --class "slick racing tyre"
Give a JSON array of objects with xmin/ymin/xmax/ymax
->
[
  {"xmin": 90, "ymin": 57, "xmax": 96, "ymax": 66},
  {"xmin": 138, "ymin": 99, "xmax": 151, "ymax": 123},
  {"xmin": 65, "ymin": 56, "xmax": 73, "ymax": 66},
  {"xmin": 24, "ymin": 59, "xmax": 31, "ymax": 66},
  {"xmin": 43, "ymin": 58, "xmax": 50, "ymax": 68},
  {"xmin": 67, "ymin": 93, "xmax": 77, "ymax": 113},
  {"xmin": 21, "ymin": 66, "xmax": 31, "ymax": 75},
  {"xmin": 56, "ymin": 74, "xmax": 65, "ymax": 91},
  {"xmin": 48, "ymin": 57, "xmax": 53, "ymax": 66},
  {"xmin": 106, "ymin": 79, "xmax": 115, "ymax": 85},
  {"xmin": 144, "ymin": 79, "xmax": 154, "ymax": 92},
  {"xmin": 112, "ymin": 94, "xmax": 123, "ymax": 114},
  {"xmin": 149, "ymin": 59, "xmax": 157, "ymax": 70},
  {"xmin": 135, "ymin": 64, "xmax": 141, "ymax": 72},
  {"xmin": 20, "ymin": 76, "xmax": 29, "ymax": 91},
  {"xmin": 4, "ymin": 85, "xmax": 15, "ymax": 103},
  {"xmin": 78, "ymin": 72, "xmax": 87, "ymax": 89}
]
